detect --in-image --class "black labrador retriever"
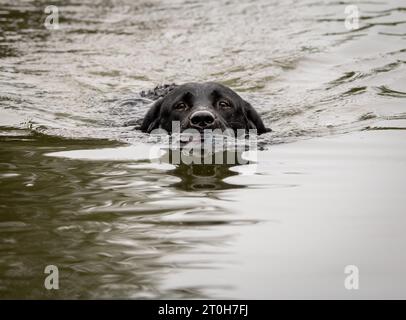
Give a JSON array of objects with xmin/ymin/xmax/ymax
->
[{"xmin": 140, "ymin": 82, "xmax": 271, "ymax": 135}]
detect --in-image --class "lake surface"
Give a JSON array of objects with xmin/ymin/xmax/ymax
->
[{"xmin": 0, "ymin": 0, "xmax": 405, "ymax": 298}]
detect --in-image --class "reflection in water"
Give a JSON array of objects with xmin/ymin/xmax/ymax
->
[
  {"xmin": 0, "ymin": 130, "xmax": 250, "ymax": 298},
  {"xmin": 163, "ymin": 149, "xmax": 247, "ymax": 191},
  {"xmin": 170, "ymin": 162, "xmax": 243, "ymax": 191}
]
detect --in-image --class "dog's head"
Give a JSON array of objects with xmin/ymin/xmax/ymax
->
[{"xmin": 140, "ymin": 82, "xmax": 271, "ymax": 134}]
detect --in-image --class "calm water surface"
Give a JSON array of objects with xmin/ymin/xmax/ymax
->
[{"xmin": 0, "ymin": 0, "xmax": 406, "ymax": 298}]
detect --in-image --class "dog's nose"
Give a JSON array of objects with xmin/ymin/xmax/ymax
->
[{"xmin": 190, "ymin": 111, "xmax": 215, "ymax": 128}]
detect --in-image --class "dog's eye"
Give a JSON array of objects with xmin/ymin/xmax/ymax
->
[
  {"xmin": 174, "ymin": 102, "xmax": 188, "ymax": 110},
  {"xmin": 218, "ymin": 100, "xmax": 231, "ymax": 109}
]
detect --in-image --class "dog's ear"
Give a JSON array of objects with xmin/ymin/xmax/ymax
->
[
  {"xmin": 140, "ymin": 99, "xmax": 163, "ymax": 133},
  {"xmin": 243, "ymin": 101, "xmax": 271, "ymax": 135}
]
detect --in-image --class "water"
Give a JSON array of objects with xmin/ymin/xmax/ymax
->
[{"xmin": 1, "ymin": 0, "xmax": 406, "ymax": 298}]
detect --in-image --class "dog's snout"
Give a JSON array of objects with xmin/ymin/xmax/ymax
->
[{"xmin": 190, "ymin": 110, "xmax": 215, "ymax": 128}]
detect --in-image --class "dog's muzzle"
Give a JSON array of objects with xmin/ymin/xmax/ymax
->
[{"xmin": 189, "ymin": 110, "xmax": 216, "ymax": 130}]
